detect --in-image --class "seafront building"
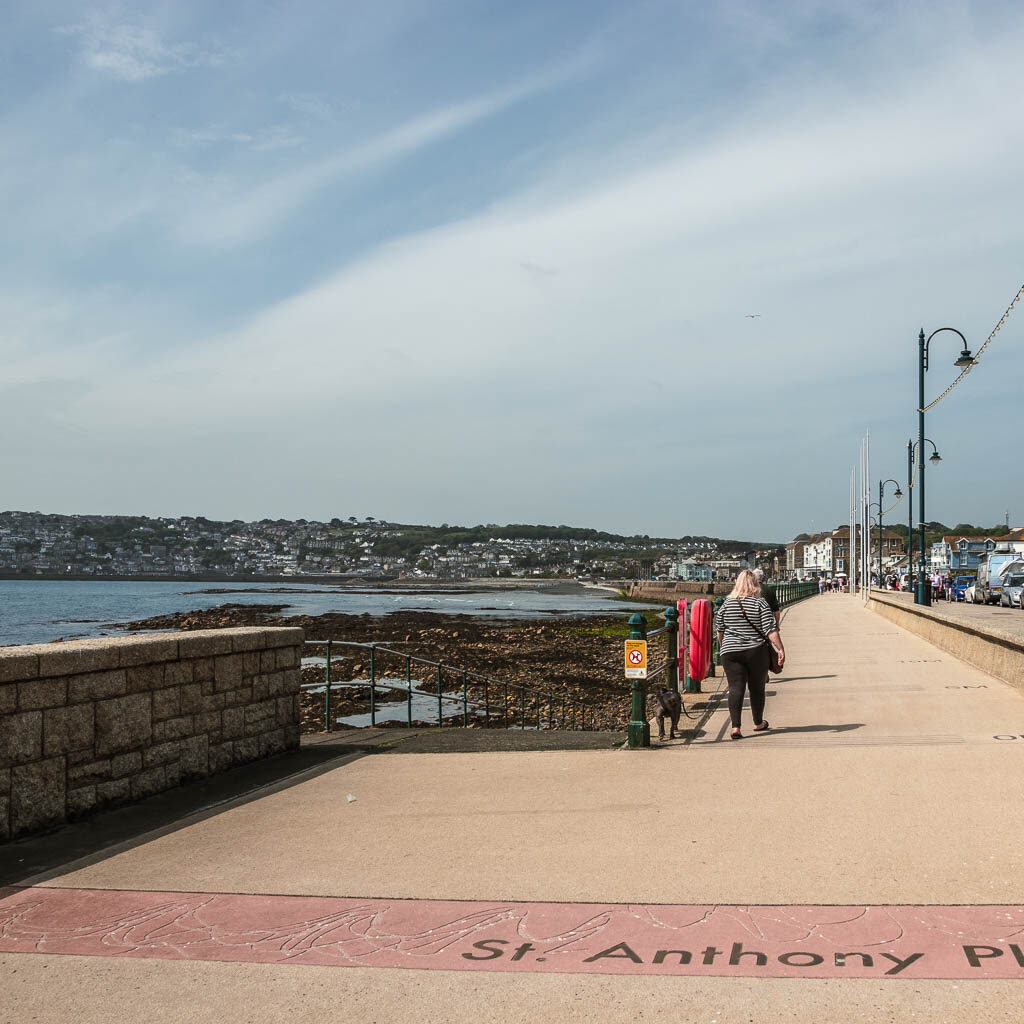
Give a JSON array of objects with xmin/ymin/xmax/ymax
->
[
  {"xmin": 668, "ymin": 560, "xmax": 714, "ymax": 582},
  {"xmin": 787, "ymin": 525, "xmax": 904, "ymax": 578}
]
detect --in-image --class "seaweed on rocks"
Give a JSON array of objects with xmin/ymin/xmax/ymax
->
[{"xmin": 119, "ymin": 602, "xmax": 659, "ymax": 735}]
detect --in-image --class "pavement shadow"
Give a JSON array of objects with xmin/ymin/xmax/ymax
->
[
  {"xmin": 756, "ymin": 723, "xmax": 866, "ymax": 735},
  {"xmin": 682, "ymin": 722, "xmax": 866, "ymax": 743},
  {"xmin": 775, "ymin": 674, "xmax": 838, "ymax": 682},
  {"xmin": 0, "ymin": 741, "xmax": 368, "ymax": 889}
]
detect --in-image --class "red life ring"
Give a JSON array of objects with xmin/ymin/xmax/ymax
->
[{"xmin": 689, "ymin": 599, "xmax": 713, "ymax": 682}]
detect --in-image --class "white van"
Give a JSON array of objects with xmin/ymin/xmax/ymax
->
[{"xmin": 976, "ymin": 552, "xmax": 1021, "ymax": 604}]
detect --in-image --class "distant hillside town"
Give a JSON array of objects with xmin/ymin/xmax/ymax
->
[{"xmin": 0, "ymin": 511, "xmax": 783, "ymax": 581}]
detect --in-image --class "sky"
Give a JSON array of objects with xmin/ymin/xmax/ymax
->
[{"xmin": 2, "ymin": 0, "xmax": 1023, "ymax": 542}]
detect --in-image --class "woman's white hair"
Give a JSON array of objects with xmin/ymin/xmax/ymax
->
[{"xmin": 729, "ymin": 569, "xmax": 761, "ymax": 600}]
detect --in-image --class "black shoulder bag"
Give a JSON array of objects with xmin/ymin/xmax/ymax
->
[{"xmin": 735, "ymin": 598, "xmax": 783, "ymax": 674}]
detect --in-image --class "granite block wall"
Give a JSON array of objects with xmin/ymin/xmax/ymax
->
[{"xmin": 0, "ymin": 627, "xmax": 304, "ymax": 840}]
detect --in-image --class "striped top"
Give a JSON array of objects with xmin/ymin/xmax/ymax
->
[{"xmin": 713, "ymin": 596, "xmax": 777, "ymax": 654}]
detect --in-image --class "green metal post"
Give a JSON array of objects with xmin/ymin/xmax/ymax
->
[
  {"xmin": 462, "ymin": 670, "xmax": 468, "ymax": 727},
  {"xmin": 627, "ymin": 613, "xmax": 650, "ymax": 749},
  {"xmin": 665, "ymin": 606, "xmax": 679, "ymax": 692},
  {"xmin": 918, "ymin": 328, "xmax": 929, "ymax": 605},
  {"xmin": 406, "ymin": 656, "xmax": 412, "ymax": 727},
  {"xmin": 369, "ymin": 645, "xmax": 376, "ymax": 727},
  {"xmin": 437, "ymin": 663, "xmax": 443, "ymax": 728},
  {"xmin": 324, "ymin": 640, "xmax": 331, "ymax": 732},
  {"xmin": 503, "ymin": 683, "xmax": 509, "ymax": 729}
]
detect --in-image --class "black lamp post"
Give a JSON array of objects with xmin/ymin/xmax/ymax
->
[
  {"xmin": 874, "ymin": 479, "xmax": 902, "ymax": 585},
  {"xmin": 906, "ymin": 438, "xmax": 941, "ymax": 598},
  {"xmin": 918, "ymin": 328, "xmax": 976, "ymax": 605}
]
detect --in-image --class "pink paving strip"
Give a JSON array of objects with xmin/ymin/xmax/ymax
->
[{"xmin": 2, "ymin": 887, "xmax": 1024, "ymax": 979}]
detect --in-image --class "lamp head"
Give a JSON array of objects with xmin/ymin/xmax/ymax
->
[
  {"xmin": 895, "ymin": 486, "xmax": 903, "ymax": 498},
  {"xmin": 929, "ymin": 451, "xmax": 942, "ymax": 464},
  {"xmin": 954, "ymin": 348, "xmax": 977, "ymax": 368}
]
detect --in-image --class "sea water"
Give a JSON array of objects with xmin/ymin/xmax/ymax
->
[{"xmin": 0, "ymin": 580, "xmax": 651, "ymax": 647}]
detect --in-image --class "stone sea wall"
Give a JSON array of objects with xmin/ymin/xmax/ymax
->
[
  {"xmin": 0, "ymin": 627, "xmax": 304, "ymax": 840},
  {"xmin": 624, "ymin": 582, "xmax": 733, "ymax": 603}
]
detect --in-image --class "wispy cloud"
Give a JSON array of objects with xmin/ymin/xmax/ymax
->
[
  {"xmin": 277, "ymin": 92, "xmax": 347, "ymax": 123},
  {"xmin": 176, "ymin": 125, "xmax": 305, "ymax": 152},
  {"xmin": 58, "ymin": 15, "xmax": 227, "ymax": 81},
  {"xmin": 175, "ymin": 51, "xmax": 598, "ymax": 248}
]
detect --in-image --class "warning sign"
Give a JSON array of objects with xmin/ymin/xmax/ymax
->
[{"xmin": 624, "ymin": 640, "xmax": 647, "ymax": 679}]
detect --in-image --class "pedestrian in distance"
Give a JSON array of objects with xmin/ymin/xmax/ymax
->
[
  {"xmin": 714, "ymin": 569, "xmax": 785, "ymax": 740},
  {"xmin": 753, "ymin": 568, "xmax": 781, "ymax": 630}
]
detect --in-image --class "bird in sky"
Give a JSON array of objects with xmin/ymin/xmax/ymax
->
[{"xmin": 745, "ymin": 314, "xmax": 761, "ymax": 318}]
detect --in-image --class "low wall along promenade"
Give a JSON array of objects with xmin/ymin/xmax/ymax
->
[
  {"xmin": 867, "ymin": 592, "xmax": 1024, "ymax": 692},
  {"xmin": 0, "ymin": 627, "xmax": 304, "ymax": 840}
]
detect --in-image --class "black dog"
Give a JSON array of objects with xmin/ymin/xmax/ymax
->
[{"xmin": 655, "ymin": 689, "xmax": 682, "ymax": 741}]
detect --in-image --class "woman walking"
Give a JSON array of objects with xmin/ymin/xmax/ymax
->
[{"xmin": 715, "ymin": 569, "xmax": 785, "ymax": 740}]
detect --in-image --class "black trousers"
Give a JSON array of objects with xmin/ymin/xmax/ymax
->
[{"xmin": 721, "ymin": 644, "xmax": 770, "ymax": 729}]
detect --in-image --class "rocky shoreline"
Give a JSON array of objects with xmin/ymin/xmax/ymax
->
[{"xmin": 116, "ymin": 602, "xmax": 673, "ymax": 734}]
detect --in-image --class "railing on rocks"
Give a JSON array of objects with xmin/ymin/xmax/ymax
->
[{"xmin": 303, "ymin": 640, "xmax": 592, "ymax": 732}]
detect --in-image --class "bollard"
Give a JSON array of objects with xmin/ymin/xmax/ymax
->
[{"xmin": 627, "ymin": 613, "xmax": 650, "ymax": 748}]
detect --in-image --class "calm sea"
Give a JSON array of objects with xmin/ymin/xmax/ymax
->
[{"xmin": 0, "ymin": 580, "xmax": 650, "ymax": 647}]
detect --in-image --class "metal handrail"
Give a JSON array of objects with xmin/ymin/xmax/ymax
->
[{"xmin": 303, "ymin": 639, "xmax": 591, "ymax": 733}]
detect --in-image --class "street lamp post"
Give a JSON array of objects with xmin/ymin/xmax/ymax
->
[
  {"xmin": 875, "ymin": 479, "xmax": 902, "ymax": 585},
  {"xmin": 907, "ymin": 440, "xmax": 914, "ymax": 594},
  {"xmin": 917, "ymin": 327, "xmax": 976, "ymax": 605},
  {"xmin": 906, "ymin": 437, "xmax": 941, "ymax": 600}
]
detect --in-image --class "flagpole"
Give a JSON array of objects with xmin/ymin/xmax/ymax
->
[{"xmin": 864, "ymin": 428, "xmax": 870, "ymax": 601}]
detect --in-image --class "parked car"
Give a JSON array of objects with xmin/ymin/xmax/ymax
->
[
  {"xmin": 999, "ymin": 573, "xmax": 1024, "ymax": 608},
  {"xmin": 953, "ymin": 576, "xmax": 974, "ymax": 601},
  {"xmin": 975, "ymin": 552, "xmax": 1022, "ymax": 604},
  {"xmin": 965, "ymin": 582, "xmax": 978, "ymax": 603}
]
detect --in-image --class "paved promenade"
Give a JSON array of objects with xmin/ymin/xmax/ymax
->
[
  {"xmin": 3, "ymin": 595, "xmax": 1024, "ymax": 1022},
  {"xmin": 876, "ymin": 587, "xmax": 1024, "ymax": 641}
]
